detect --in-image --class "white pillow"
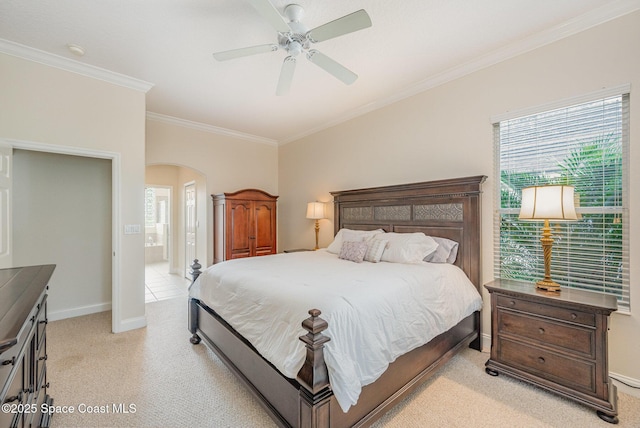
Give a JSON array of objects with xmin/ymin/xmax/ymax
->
[
  {"xmin": 379, "ymin": 232, "xmax": 439, "ymax": 264},
  {"xmin": 326, "ymin": 228, "xmax": 384, "ymax": 254},
  {"xmin": 364, "ymin": 239, "xmax": 388, "ymax": 263},
  {"xmin": 424, "ymin": 237, "xmax": 459, "ymax": 264}
]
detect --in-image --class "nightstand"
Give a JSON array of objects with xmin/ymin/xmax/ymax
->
[{"xmin": 484, "ymin": 278, "xmax": 619, "ymax": 423}]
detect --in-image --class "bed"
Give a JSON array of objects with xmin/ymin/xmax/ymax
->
[{"xmin": 188, "ymin": 175, "xmax": 486, "ymax": 427}]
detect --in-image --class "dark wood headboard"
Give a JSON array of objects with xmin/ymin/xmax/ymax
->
[{"xmin": 331, "ymin": 175, "xmax": 487, "ymax": 289}]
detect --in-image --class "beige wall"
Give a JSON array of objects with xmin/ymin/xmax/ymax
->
[
  {"xmin": 0, "ymin": 52, "xmax": 147, "ymax": 332},
  {"xmin": 279, "ymin": 11, "xmax": 640, "ymax": 386},
  {"xmin": 146, "ymin": 119, "xmax": 279, "ymax": 266}
]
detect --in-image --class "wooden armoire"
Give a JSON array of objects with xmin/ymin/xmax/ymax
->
[{"xmin": 212, "ymin": 189, "xmax": 278, "ymax": 264}]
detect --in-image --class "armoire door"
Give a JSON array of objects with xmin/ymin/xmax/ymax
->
[
  {"xmin": 228, "ymin": 200, "xmax": 252, "ymax": 259},
  {"xmin": 253, "ymin": 201, "xmax": 276, "ymax": 256}
]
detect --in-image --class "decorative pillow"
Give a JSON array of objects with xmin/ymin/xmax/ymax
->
[
  {"xmin": 327, "ymin": 228, "xmax": 384, "ymax": 254},
  {"xmin": 364, "ymin": 239, "xmax": 388, "ymax": 263},
  {"xmin": 424, "ymin": 237, "xmax": 459, "ymax": 264},
  {"xmin": 379, "ymin": 232, "xmax": 439, "ymax": 264},
  {"xmin": 339, "ymin": 241, "xmax": 368, "ymax": 263}
]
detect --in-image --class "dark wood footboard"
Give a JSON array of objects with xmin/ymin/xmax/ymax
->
[{"xmin": 189, "ymin": 295, "xmax": 478, "ymax": 428}]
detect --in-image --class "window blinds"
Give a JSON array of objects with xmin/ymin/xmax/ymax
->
[{"xmin": 494, "ymin": 93, "xmax": 629, "ymax": 310}]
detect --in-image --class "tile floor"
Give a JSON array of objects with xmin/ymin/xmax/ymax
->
[{"xmin": 145, "ymin": 261, "xmax": 191, "ymax": 303}]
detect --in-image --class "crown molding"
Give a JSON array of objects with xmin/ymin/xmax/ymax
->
[
  {"xmin": 280, "ymin": 0, "xmax": 640, "ymax": 145},
  {"xmin": 146, "ymin": 112, "xmax": 278, "ymax": 146},
  {"xmin": 0, "ymin": 38, "xmax": 154, "ymax": 93},
  {"xmin": 3, "ymin": 0, "xmax": 637, "ymax": 146}
]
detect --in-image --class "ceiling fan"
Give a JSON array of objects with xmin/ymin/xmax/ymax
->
[{"xmin": 213, "ymin": 0, "xmax": 372, "ymax": 95}]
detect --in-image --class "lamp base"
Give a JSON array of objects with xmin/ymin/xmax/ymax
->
[{"xmin": 536, "ymin": 278, "xmax": 561, "ymax": 292}]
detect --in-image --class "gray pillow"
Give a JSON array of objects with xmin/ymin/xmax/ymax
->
[
  {"xmin": 339, "ymin": 241, "xmax": 368, "ymax": 263},
  {"xmin": 423, "ymin": 237, "xmax": 459, "ymax": 264}
]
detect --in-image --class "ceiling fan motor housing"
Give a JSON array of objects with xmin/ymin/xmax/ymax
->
[
  {"xmin": 278, "ymin": 4, "xmax": 309, "ymax": 56},
  {"xmin": 284, "ymin": 4, "xmax": 304, "ymax": 22}
]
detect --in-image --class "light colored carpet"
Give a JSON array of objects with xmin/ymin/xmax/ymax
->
[{"xmin": 47, "ymin": 297, "xmax": 640, "ymax": 428}]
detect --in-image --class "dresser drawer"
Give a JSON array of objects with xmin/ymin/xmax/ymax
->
[
  {"xmin": 36, "ymin": 298, "xmax": 48, "ymax": 351},
  {"xmin": 498, "ymin": 337, "xmax": 596, "ymax": 394},
  {"xmin": 1, "ymin": 308, "xmax": 36, "ymax": 388},
  {"xmin": 496, "ymin": 295, "xmax": 595, "ymax": 326},
  {"xmin": 0, "ymin": 347, "xmax": 18, "ymax": 390},
  {"xmin": 498, "ymin": 310, "xmax": 595, "ymax": 358},
  {"xmin": 0, "ymin": 357, "xmax": 25, "ymax": 428}
]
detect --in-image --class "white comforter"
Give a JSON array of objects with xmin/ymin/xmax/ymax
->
[{"xmin": 189, "ymin": 250, "xmax": 482, "ymax": 412}]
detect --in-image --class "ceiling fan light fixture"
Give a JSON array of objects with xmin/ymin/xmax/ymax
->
[{"xmin": 288, "ymin": 41, "xmax": 303, "ymax": 56}]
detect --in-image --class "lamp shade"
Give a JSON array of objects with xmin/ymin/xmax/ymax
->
[
  {"xmin": 519, "ymin": 185, "xmax": 578, "ymax": 221},
  {"xmin": 306, "ymin": 202, "xmax": 326, "ymax": 220}
]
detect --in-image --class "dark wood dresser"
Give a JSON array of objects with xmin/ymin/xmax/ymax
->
[
  {"xmin": 484, "ymin": 278, "xmax": 618, "ymax": 424},
  {"xmin": 1, "ymin": 265, "xmax": 55, "ymax": 428}
]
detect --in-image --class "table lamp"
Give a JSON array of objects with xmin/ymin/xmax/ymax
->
[
  {"xmin": 306, "ymin": 202, "xmax": 326, "ymax": 250},
  {"xmin": 519, "ymin": 185, "xmax": 578, "ymax": 292}
]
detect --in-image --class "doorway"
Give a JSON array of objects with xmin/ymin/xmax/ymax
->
[
  {"xmin": 144, "ymin": 164, "xmax": 206, "ymax": 301},
  {"xmin": 144, "ymin": 185, "xmax": 188, "ymax": 302},
  {"xmin": 12, "ymin": 149, "xmax": 112, "ymax": 319},
  {"xmin": 144, "ymin": 186, "xmax": 170, "ymax": 265}
]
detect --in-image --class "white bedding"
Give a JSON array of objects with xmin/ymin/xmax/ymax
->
[{"xmin": 189, "ymin": 249, "xmax": 482, "ymax": 412}]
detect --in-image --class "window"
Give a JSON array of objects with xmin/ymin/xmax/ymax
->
[{"xmin": 493, "ymin": 88, "xmax": 629, "ymax": 310}]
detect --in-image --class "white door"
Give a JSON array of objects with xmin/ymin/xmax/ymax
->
[
  {"xmin": 185, "ymin": 183, "xmax": 196, "ymax": 279},
  {"xmin": 0, "ymin": 143, "xmax": 12, "ymax": 268}
]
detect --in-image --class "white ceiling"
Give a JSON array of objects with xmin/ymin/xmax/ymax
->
[{"xmin": 1, "ymin": 0, "xmax": 638, "ymax": 145}]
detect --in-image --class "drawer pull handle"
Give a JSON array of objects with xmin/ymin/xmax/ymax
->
[
  {"xmin": 571, "ymin": 313, "xmax": 577, "ymax": 320},
  {"xmin": 538, "ymin": 357, "xmax": 545, "ymax": 364},
  {"xmin": 1, "ymin": 357, "xmax": 15, "ymax": 366},
  {"xmin": 509, "ymin": 300, "xmax": 516, "ymax": 306},
  {"xmin": 538, "ymin": 328, "xmax": 545, "ymax": 334},
  {"xmin": 4, "ymin": 392, "xmax": 22, "ymax": 403}
]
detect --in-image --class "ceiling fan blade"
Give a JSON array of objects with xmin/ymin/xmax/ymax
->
[
  {"xmin": 307, "ymin": 50, "xmax": 357, "ymax": 85},
  {"xmin": 213, "ymin": 44, "xmax": 278, "ymax": 61},
  {"xmin": 247, "ymin": 0, "xmax": 291, "ymax": 33},
  {"xmin": 276, "ymin": 56, "xmax": 296, "ymax": 96},
  {"xmin": 307, "ymin": 9, "xmax": 372, "ymax": 43}
]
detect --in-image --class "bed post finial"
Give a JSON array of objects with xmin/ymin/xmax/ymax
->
[
  {"xmin": 190, "ymin": 259, "xmax": 202, "ymax": 282},
  {"xmin": 297, "ymin": 309, "xmax": 331, "ymax": 394},
  {"xmin": 297, "ymin": 309, "xmax": 332, "ymax": 427}
]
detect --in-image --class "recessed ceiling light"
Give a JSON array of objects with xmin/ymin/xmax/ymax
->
[{"xmin": 67, "ymin": 44, "xmax": 85, "ymax": 57}]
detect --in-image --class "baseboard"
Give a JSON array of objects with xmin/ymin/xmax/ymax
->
[
  {"xmin": 610, "ymin": 371, "xmax": 640, "ymax": 398},
  {"xmin": 114, "ymin": 315, "xmax": 147, "ymax": 333},
  {"xmin": 481, "ymin": 333, "xmax": 491, "ymax": 353},
  {"xmin": 48, "ymin": 302, "xmax": 111, "ymax": 321}
]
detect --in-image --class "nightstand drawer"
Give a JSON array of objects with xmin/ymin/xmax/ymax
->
[
  {"xmin": 498, "ymin": 337, "xmax": 596, "ymax": 393},
  {"xmin": 498, "ymin": 310, "xmax": 595, "ymax": 358},
  {"xmin": 496, "ymin": 295, "xmax": 595, "ymax": 326}
]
